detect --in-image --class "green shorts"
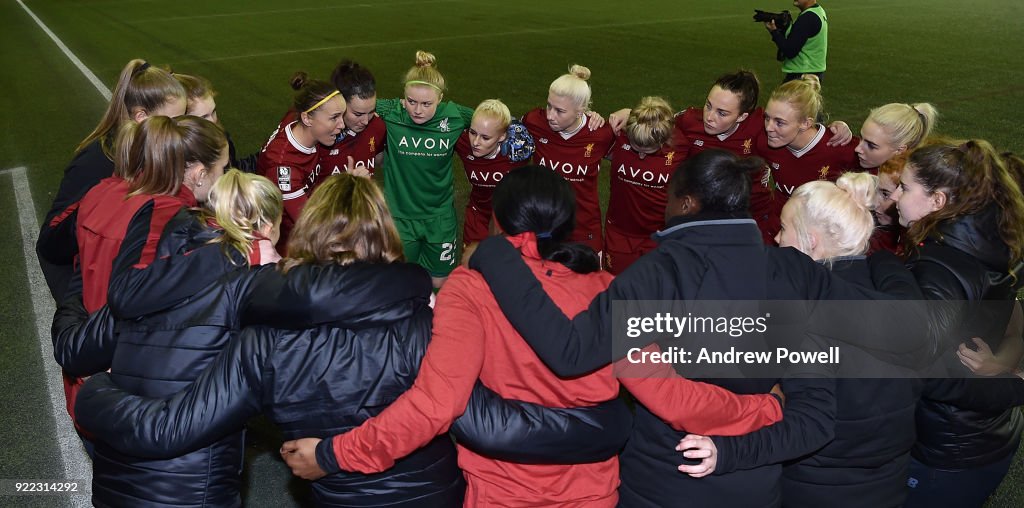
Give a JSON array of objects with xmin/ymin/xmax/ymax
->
[{"xmin": 394, "ymin": 208, "xmax": 459, "ymax": 278}]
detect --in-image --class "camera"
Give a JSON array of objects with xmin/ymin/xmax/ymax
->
[{"xmin": 753, "ymin": 9, "xmax": 793, "ymax": 32}]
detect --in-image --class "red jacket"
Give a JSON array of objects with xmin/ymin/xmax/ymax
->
[
  {"xmin": 68, "ymin": 177, "xmax": 194, "ymax": 432},
  {"xmin": 331, "ymin": 234, "xmax": 781, "ymax": 507}
]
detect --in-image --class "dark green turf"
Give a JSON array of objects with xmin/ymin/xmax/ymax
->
[{"xmin": 4, "ymin": 0, "xmax": 1024, "ymax": 506}]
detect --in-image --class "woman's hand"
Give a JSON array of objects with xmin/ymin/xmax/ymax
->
[
  {"xmin": 676, "ymin": 434, "xmax": 717, "ymax": 478},
  {"xmin": 280, "ymin": 438, "xmax": 327, "ymax": 480},
  {"xmin": 585, "ymin": 111, "xmax": 606, "ymax": 130},
  {"xmin": 958, "ymin": 338, "xmax": 1011, "ymax": 376},
  {"xmin": 826, "ymin": 121, "xmax": 853, "ymax": 146},
  {"xmin": 607, "ymin": 108, "xmax": 631, "ymax": 135}
]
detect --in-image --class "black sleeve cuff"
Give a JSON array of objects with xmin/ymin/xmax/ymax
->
[
  {"xmin": 710, "ymin": 436, "xmax": 736, "ymax": 475},
  {"xmin": 315, "ymin": 435, "xmax": 342, "ymax": 474}
]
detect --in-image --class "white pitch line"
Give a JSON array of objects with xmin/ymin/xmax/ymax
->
[
  {"xmin": 15, "ymin": 0, "xmax": 106, "ymax": 504},
  {"xmin": 6, "ymin": 167, "xmax": 92, "ymax": 507},
  {"xmin": 16, "ymin": 0, "xmax": 111, "ymax": 101}
]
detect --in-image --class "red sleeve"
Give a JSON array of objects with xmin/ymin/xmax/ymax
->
[
  {"xmin": 332, "ymin": 271, "xmax": 484, "ymax": 473},
  {"xmin": 259, "ymin": 147, "xmax": 309, "ymax": 249},
  {"xmin": 617, "ymin": 345, "xmax": 782, "ymax": 436}
]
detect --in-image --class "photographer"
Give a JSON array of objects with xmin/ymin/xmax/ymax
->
[{"xmin": 764, "ymin": 0, "xmax": 828, "ymax": 83}]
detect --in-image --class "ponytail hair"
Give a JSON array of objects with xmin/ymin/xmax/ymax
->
[
  {"xmin": 788, "ymin": 172, "xmax": 877, "ymax": 259},
  {"xmin": 78, "ymin": 59, "xmax": 185, "ymax": 157},
  {"xmin": 204, "ymin": 171, "xmax": 283, "ymax": 263},
  {"xmin": 769, "ymin": 74, "xmax": 823, "ymax": 123},
  {"xmin": 625, "ymin": 96, "xmax": 675, "ymax": 153},
  {"xmin": 905, "ymin": 140, "xmax": 1024, "ymax": 265},
  {"xmin": 549, "ymin": 64, "xmax": 593, "ymax": 111},
  {"xmin": 866, "ymin": 102, "xmax": 938, "ymax": 150},
  {"xmin": 290, "ymin": 72, "xmax": 339, "ymax": 114},
  {"xmin": 670, "ymin": 149, "xmax": 762, "ymax": 214},
  {"xmin": 115, "ymin": 115, "xmax": 226, "ymax": 197},
  {"xmin": 281, "ymin": 174, "xmax": 403, "ymax": 273},
  {"xmin": 402, "ymin": 50, "xmax": 446, "ymax": 95},
  {"xmin": 492, "ymin": 165, "xmax": 599, "ymax": 273},
  {"xmin": 713, "ymin": 70, "xmax": 761, "ymax": 114}
]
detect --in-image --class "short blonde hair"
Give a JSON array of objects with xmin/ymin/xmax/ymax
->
[
  {"xmin": 204, "ymin": 171, "xmax": 283, "ymax": 263},
  {"xmin": 866, "ymin": 103, "xmax": 938, "ymax": 150},
  {"xmin": 788, "ymin": 172, "xmax": 878, "ymax": 258},
  {"xmin": 473, "ymin": 99, "xmax": 512, "ymax": 130},
  {"xmin": 549, "ymin": 64, "xmax": 592, "ymax": 111},
  {"xmin": 403, "ymin": 50, "xmax": 446, "ymax": 95},
  {"xmin": 281, "ymin": 174, "xmax": 403, "ymax": 272},
  {"xmin": 769, "ymin": 74, "xmax": 823, "ymax": 122},
  {"xmin": 625, "ymin": 96, "xmax": 674, "ymax": 152}
]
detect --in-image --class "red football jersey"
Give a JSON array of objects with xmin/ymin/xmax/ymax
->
[
  {"xmin": 606, "ymin": 132, "xmax": 687, "ymax": 237},
  {"xmin": 523, "ymin": 108, "xmax": 615, "ymax": 252},
  {"xmin": 455, "ymin": 130, "xmax": 526, "ymax": 244},
  {"xmin": 311, "ymin": 116, "xmax": 388, "ymax": 189},
  {"xmin": 674, "ymin": 107, "xmax": 763, "ymax": 158},
  {"xmin": 753, "ymin": 127, "xmax": 861, "ymax": 241},
  {"xmin": 257, "ymin": 121, "xmax": 319, "ymax": 254}
]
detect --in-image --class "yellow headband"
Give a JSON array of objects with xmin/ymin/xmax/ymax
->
[
  {"xmin": 405, "ymin": 80, "xmax": 443, "ymax": 93},
  {"xmin": 303, "ymin": 90, "xmax": 340, "ymax": 114}
]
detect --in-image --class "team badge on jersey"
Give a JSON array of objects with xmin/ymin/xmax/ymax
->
[
  {"xmin": 665, "ymin": 152, "xmax": 675, "ymax": 166},
  {"xmin": 329, "ymin": 149, "xmax": 339, "ymax": 156},
  {"xmin": 369, "ymin": 136, "xmax": 376, "ymax": 153},
  {"xmin": 819, "ymin": 166, "xmax": 830, "ymax": 180},
  {"xmin": 278, "ymin": 166, "xmax": 292, "ymax": 191},
  {"xmin": 539, "ymin": 137, "xmax": 549, "ymax": 144},
  {"xmin": 585, "ymin": 143, "xmax": 594, "ymax": 157},
  {"xmin": 622, "ymin": 143, "xmax": 632, "ymax": 151},
  {"xmin": 743, "ymin": 138, "xmax": 753, "ymax": 155},
  {"xmin": 693, "ymin": 139, "xmax": 705, "ymax": 147},
  {"xmin": 439, "ymin": 118, "xmax": 450, "ymax": 132}
]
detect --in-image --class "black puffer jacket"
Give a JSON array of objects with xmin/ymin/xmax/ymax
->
[
  {"xmin": 711, "ymin": 258, "xmax": 923, "ymax": 508},
  {"xmin": 909, "ymin": 206, "xmax": 1022, "ymax": 470},
  {"xmin": 470, "ymin": 213, "xmax": 928, "ymax": 508},
  {"xmin": 58, "ymin": 207, "xmax": 269, "ymax": 508},
  {"xmin": 77, "ymin": 255, "xmax": 465, "ymax": 507}
]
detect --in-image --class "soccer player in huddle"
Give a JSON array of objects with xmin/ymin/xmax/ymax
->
[
  {"xmin": 377, "ymin": 50, "xmax": 474, "ymax": 289},
  {"xmin": 307, "ymin": 60, "xmax": 388, "ymax": 187},
  {"xmin": 256, "ymin": 73, "xmax": 344, "ymax": 253},
  {"xmin": 522, "ymin": 64, "xmax": 616, "ymax": 255},
  {"xmin": 604, "ymin": 96, "xmax": 687, "ymax": 274},
  {"xmin": 455, "ymin": 99, "xmax": 534, "ymax": 245},
  {"xmin": 754, "ymin": 75, "xmax": 859, "ymax": 242}
]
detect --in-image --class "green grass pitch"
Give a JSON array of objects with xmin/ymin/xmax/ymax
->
[{"xmin": 1, "ymin": 0, "xmax": 1022, "ymax": 506}]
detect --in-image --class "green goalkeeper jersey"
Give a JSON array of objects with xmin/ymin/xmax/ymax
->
[{"xmin": 376, "ymin": 98, "xmax": 474, "ymax": 218}]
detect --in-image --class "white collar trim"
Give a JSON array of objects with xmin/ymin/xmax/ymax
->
[
  {"xmin": 559, "ymin": 116, "xmax": 587, "ymax": 140},
  {"xmin": 285, "ymin": 122, "xmax": 317, "ymax": 155},
  {"xmin": 716, "ymin": 122, "xmax": 742, "ymax": 141},
  {"xmin": 787, "ymin": 124, "xmax": 825, "ymax": 158}
]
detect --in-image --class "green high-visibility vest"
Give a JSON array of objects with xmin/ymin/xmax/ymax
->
[{"xmin": 783, "ymin": 5, "xmax": 828, "ymax": 73}]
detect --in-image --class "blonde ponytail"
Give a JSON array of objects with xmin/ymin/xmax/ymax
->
[{"xmin": 206, "ymin": 171, "xmax": 283, "ymax": 263}]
